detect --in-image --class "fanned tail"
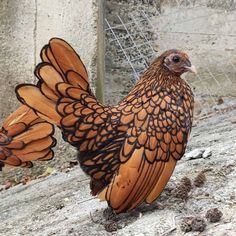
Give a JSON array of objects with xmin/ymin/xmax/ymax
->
[
  {"xmin": 15, "ymin": 38, "xmax": 114, "ymax": 195},
  {"xmin": 0, "ymin": 105, "xmax": 56, "ymax": 169},
  {"xmin": 16, "ymin": 38, "xmax": 92, "ymax": 129}
]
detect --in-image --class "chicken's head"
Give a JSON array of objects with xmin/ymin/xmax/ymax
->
[{"xmin": 161, "ymin": 49, "xmax": 197, "ymax": 76}]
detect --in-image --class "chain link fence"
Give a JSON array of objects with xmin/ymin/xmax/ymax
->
[{"xmin": 105, "ymin": 0, "xmax": 236, "ymax": 120}]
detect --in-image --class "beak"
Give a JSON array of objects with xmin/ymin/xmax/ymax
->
[{"xmin": 185, "ymin": 65, "xmax": 197, "ymax": 74}]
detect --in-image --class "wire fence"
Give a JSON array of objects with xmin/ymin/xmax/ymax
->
[{"xmin": 105, "ymin": 0, "xmax": 236, "ymax": 120}]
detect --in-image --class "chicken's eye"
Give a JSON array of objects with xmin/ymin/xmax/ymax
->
[{"xmin": 172, "ymin": 56, "xmax": 180, "ymax": 63}]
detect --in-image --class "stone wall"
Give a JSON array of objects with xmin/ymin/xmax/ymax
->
[{"xmin": 0, "ymin": 0, "xmax": 97, "ymax": 123}]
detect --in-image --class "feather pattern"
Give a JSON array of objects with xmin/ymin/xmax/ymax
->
[
  {"xmin": 15, "ymin": 38, "xmax": 194, "ymax": 213},
  {"xmin": 0, "ymin": 105, "xmax": 56, "ymax": 168}
]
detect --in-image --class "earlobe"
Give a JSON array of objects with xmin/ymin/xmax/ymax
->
[{"xmin": 164, "ymin": 57, "xmax": 171, "ymax": 68}]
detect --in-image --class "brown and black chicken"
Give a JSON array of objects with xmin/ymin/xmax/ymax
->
[
  {"xmin": 0, "ymin": 105, "xmax": 56, "ymax": 170},
  {"xmin": 16, "ymin": 38, "xmax": 196, "ymax": 213}
]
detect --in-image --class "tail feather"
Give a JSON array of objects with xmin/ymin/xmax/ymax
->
[
  {"xmin": 4, "ymin": 123, "xmax": 26, "ymax": 137},
  {"xmin": 41, "ymin": 45, "xmax": 64, "ymax": 78},
  {"xmin": 0, "ymin": 105, "xmax": 56, "ymax": 168},
  {"xmin": 14, "ymin": 122, "xmax": 54, "ymax": 143},
  {"xmin": 66, "ymin": 71, "xmax": 89, "ymax": 90},
  {"xmin": 40, "ymin": 38, "xmax": 88, "ymax": 82},
  {"xmin": 37, "ymin": 63, "xmax": 64, "ymax": 92},
  {"xmin": 15, "ymin": 149, "xmax": 53, "ymax": 162},
  {"xmin": 61, "ymin": 114, "xmax": 79, "ymax": 128},
  {"xmin": 40, "ymin": 45, "xmax": 50, "ymax": 64},
  {"xmin": 3, "ymin": 105, "xmax": 37, "ymax": 128},
  {"xmin": 16, "ymin": 38, "xmax": 93, "ymax": 128},
  {"xmin": 39, "ymin": 82, "xmax": 59, "ymax": 101},
  {"xmin": 48, "ymin": 38, "xmax": 88, "ymax": 80},
  {"xmin": 39, "ymin": 150, "xmax": 54, "ymax": 161},
  {"xmin": 16, "ymin": 85, "xmax": 61, "ymax": 125},
  {"xmin": 57, "ymin": 84, "xmax": 85, "ymax": 100},
  {"xmin": 15, "ymin": 38, "xmax": 104, "ymax": 169},
  {"xmin": 4, "ymin": 140, "xmax": 24, "ymax": 149}
]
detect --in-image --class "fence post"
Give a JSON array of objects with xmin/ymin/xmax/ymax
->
[{"xmin": 96, "ymin": 0, "xmax": 105, "ymax": 103}]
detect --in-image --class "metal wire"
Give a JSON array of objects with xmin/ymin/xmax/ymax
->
[{"xmin": 105, "ymin": 1, "xmax": 236, "ymax": 119}]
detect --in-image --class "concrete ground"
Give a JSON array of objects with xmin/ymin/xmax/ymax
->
[{"xmin": 0, "ymin": 109, "xmax": 236, "ymax": 236}]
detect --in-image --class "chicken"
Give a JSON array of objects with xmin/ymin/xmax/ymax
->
[
  {"xmin": 16, "ymin": 38, "xmax": 195, "ymax": 213},
  {"xmin": 0, "ymin": 105, "xmax": 56, "ymax": 169}
]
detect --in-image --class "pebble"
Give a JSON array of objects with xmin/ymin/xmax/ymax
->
[
  {"xmin": 103, "ymin": 220, "xmax": 118, "ymax": 232},
  {"xmin": 191, "ymin": 217, "xmax": 206, "ymax": 232},
  {"xmin": 185, "ymin": 148, "xmax": 212, "ymax": 160},
  {"xmin": 202, "ymin": 148, "xmax": 212, "ymax": 158},
  {"xmin": 205, "ymin": 208, "xmax": 223, "ymax": 222},
  {"xmin": 185, "ymin": 149, "xmax": 204, "ymax": 160},
  {"xmin": 230, "ymin": 118, "xmax": 236, "ymax": 124},
  {"xmin": 194, "ymin": 171, "xmax": 206, "ymax": 187},
  {"xmin": 180, "ymin": 216, "xmax": 206, "ymax": 233}
]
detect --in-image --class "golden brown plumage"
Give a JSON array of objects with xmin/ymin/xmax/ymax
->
[
  {"xmin": 0, "ymin": 105, "xmax": 56, "ymax": 169},
  {"xmin": 16, "ymin": 38, "xmax": 195, "ymax": 213}
]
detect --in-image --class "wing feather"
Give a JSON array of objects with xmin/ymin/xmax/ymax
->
[
  {"xmin": 98, "ymin": 88, "xmax": 193, "ymax": 212},
  {"xmin": 100, "ymin": 140, "xmax": 176, "ymax": 213},
  {"xmin": 146, "ymin": 157, "xmax": 176, "ymax": 203}
]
